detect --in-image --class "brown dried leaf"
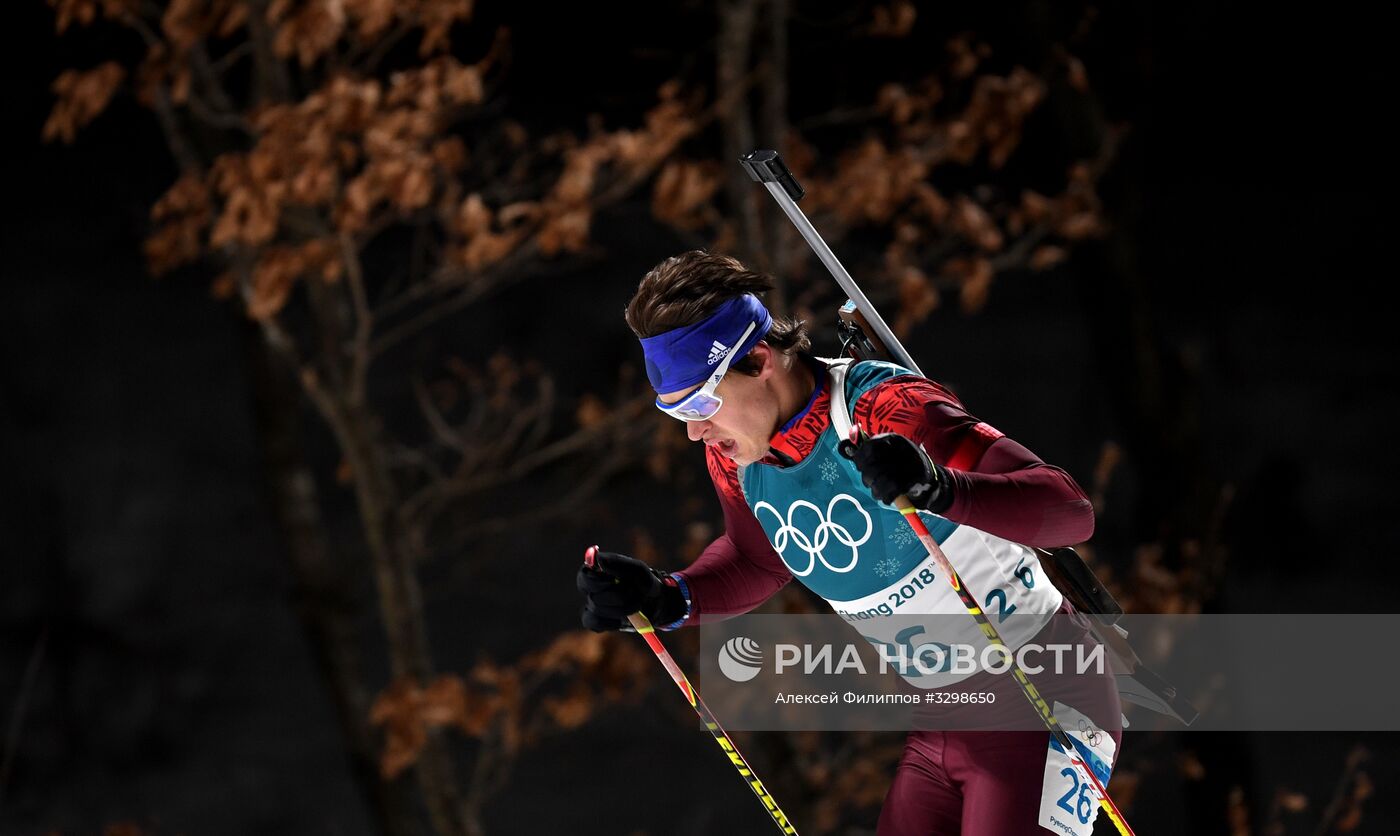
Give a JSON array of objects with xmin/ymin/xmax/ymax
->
[
  {"xmin": 209, "ymin": 157, "xmax": 283, "ymax": 248},
  {"xmin": 536, "ymin": 207, "xmax": 591, "ymax": 257},
  {"xmin": 1058, "ymin": 212, "xmax": 1104, "ymax": 240},
  {"xmin": 271, "ymin": 0, "xmax": 347, "ymax": 68},
  {"xmin": 455, "ymin": 193, "xmax": 492, "ymax": 237},
  {"xmin": 892, "ymin": 264, "xmax": 938, "ymax": 338},
  {"xmin": 944, "ymin": 119, "xmax": 977, "ymax": 165},
  {"xmin": 1179, "ymin": 750, "xmax": 1206, "ymax": 780},
  {"xmin": 1021, "ymin": 190, "xmax": 1053, "ymax": 223},
  {"xmin": 420, "ymin": 674, "xmax": 470, "ymax": 728},
  {"xmin": 49, "ymin": 0, "xmax": 135, "ymax": 31},
  {"xmin": 629, "ymin": 95, "xmax": 696, "ymax": 169},
  {"xmin": 878, "ymin": 84, "xmax": 914, "ymax": 125},
  {"xmin": 388, "ymin": 156, "xmax": 435, "ymax": 211},
  {"xmin": 418, "ymin": 0, "xmax": 474, "ymax": 55},
  {"xmin": 870, "ymin": 1, "xmax": 916, "ymax": 38},
  {"xmin": 542, "ymin": 689, "xmax": 593, "ymax": 730},
  {"xmin": 951, "ymin": 197, "xmax": 1004, "ymax": 252},
  {"xmin": 552, "ymin": 146, "xmax": 605, "ymax": 205},
  {"xmin": 49, "ymin": 0, "xmax": 98, "ymax": 33},
  {"xmin": 431, "ymin": 137, "xmax": 468, "ymax": 173},
  {"xmin": 161, "ymin": 0, "xmax": 203, "ymax": 49},
  {"xmin": 451, "ymin": 200, "xmax": 526, "ymax": 268},
  {"xmin": 943, "ymin": 256, "xmax": 994, "ymax": 314},
  {"xmin": 1227, "ymin": 786, "xmax": 1250, "ymax": 836},
  {"xmin": 575, "ymin": 394, "xmax": 608, "ymax": 429},
  {"xmin": 1335, "ymin": 807, "xmax": 1362, "ymax": 831},
  {"xmin": 247, "ymin": 249, "xmax": 300, "ymax": 320},
  {"xmin": 827, "ymin": 139, "xmax": 925, "ymax": 224},
  {"xmin": 369, "ymin": 673, "xmax": 497, "ymax": 778},
  {"xmin": 442, "ymin": 61, "xmax": 484, "ymax": 105},
  {"xmin": 498, "ymin": 201, "xmax": 540, "ymax": 227},
  {"xmin": 144, "ymin": 173, "xmax": 212, "ymax": 275},
  {"xmin": 947, "ymin": 36, "xmax": 980, "ymax": 80},
  {"xmin": 1276, "ymin": 791, "xmax": 1307, "ymax": 813},
  {"xmin": 651, "ymin": 161, "xmax": 719, "ymax": 229},
  {"xmin": 369, "ymin": 677, "xmax": 429, "ymax": 779},
  {"xmin": 291, "ymin": 161, "xmax": 337, "ymax": 206},
  {"xmin": 1353, "ymin": 770, "xmax": 1373, "ymax": 800},
  {"xmin": 527, "ymin": 631, "xmax": 608, "ymax": 674},
  {"xmin": 43, "ymin": 62, "xmax": 125, "ymax": 144},
  {"xmin": 217, "ymin": 2, "xmax": 248, "ymax": 36},
  {"xmin": 1066, "ymin": 55, "xmax": 1089, "ymax": 92},
  {"xmin": 459, "ymin": 229, "xmax": 523, "ymax": 270},
  {"xmin": 911, "ymin": 183, "xmax": 949, "ymax": 225},
  {"xmin": 344, "ymin": 0, "xmax": 396, "ymax": 40},
  {"xmin": 337, "ymin": 174, "xmax": 378, "ymax": 234},
  {"xmin": 210, "ymin": 270, "xmax": 238, "ymax": 300},
  {"xmin": 1029, "ymin": 245, "xmax": 1068, "ymax": 271}
]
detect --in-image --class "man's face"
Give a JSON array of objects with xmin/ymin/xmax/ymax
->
[{"xmin": 657, "ymin": 343, "xmax": 779, "ymax": 466}]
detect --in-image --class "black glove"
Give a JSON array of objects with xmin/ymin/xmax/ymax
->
[
  {"xmin": 842, "ymin": 432, "xmax": 954, "ymax": 513},
  {"xmin": 577, "ymin": 550, "xmax": 688, "ymax": 632}
]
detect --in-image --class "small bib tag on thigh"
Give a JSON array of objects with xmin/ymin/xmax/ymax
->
[{"xmin": 1037, "ymin": 702, "xmax": 1117, "ymax": 836}]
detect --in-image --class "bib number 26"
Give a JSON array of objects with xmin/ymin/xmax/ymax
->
[{"xmin": 1056, "ymin": 767, "xmax": 1095, "ymax": 825}]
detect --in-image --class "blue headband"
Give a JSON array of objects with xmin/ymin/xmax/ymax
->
[{"xmin": 640, "ymin": 294, "xmax": 773, "ymax": 394}]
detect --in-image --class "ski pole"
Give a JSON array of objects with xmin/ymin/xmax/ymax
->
[
  {"xmin": 738, "ymin": 150, "xmax": 924, "ymax": 377},
  {"xmin": 839, "ymin": 431, "xmax": 1137, "ymax": 836},
  {"xmin": 582, "ymin": 546, "xmax": 799, "ymax": 835}
]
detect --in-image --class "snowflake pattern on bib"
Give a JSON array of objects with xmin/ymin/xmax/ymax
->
[
  {"xmin": 887, "ymin": 524, "xmax": 917, "ymax": 549},
  {"xmin": 873, "ymin": 556, "xmax": 902, "ymax": 578}
]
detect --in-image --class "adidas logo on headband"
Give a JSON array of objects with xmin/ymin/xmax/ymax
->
[{"xmin": 707, "ymin": 340, "xmax": 731, "ymax": 365}]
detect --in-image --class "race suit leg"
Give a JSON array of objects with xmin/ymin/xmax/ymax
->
[
  {"xmin": 876, "ymin": 603, "xmax": 1124, "ymax": 835},
  {"xmin": 877, "ymin": 727, "xmax": 1125, "ymax": 836},
  {"xmin": 876, "ymin": 730, "xmax": 961, "ymax": 835}
]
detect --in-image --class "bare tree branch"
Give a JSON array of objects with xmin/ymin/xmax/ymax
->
[
  {"xmin": 411, "ymin": 375, "xmax": 468, "ymax": 454},
  {"xmin": 189, "ymin": 40, "xmax": 238, "ymax": 113},
  {"xmin": 185, "ymin": 92, "xmax": 256, "ymax": 134},
  {"xmin": 339, "ymin": 233, "xmax": 374, "ymax": 407},
  {"xmin": 0, "ymin": 627, "xmax": 48, "ymax": 809}
]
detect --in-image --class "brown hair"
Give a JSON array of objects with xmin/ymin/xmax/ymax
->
[{"xmin": 625, "ymin": 250, "xmax": 809, "ymax": 375}]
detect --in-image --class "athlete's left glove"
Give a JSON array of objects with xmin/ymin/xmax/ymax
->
[
  {"xmin": 577, "ymin": 550, "xmax": 689, "ymax": 632},
  {"xmin": 842, "ymin": 432, "xmax": 955, "ymax": 514}
]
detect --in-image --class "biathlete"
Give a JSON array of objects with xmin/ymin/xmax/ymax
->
[{"xmin": 578, "ymin": 250, "xmax": 1122, "ymax": 835}]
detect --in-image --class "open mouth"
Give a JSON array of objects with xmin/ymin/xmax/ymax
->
[{"xmin": 715, "ymin": 439, "xmax": 738, "ymax": 458}]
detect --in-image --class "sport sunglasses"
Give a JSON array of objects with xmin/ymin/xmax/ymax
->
[{"xmin": 655, "ymin": 321, "xmax": 759, "ymax": 422}]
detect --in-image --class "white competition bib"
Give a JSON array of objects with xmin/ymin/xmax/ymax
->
[
  {"xmin": 835, "ymin": 524, "xmax": 1061, "ymax": 688},
  {"xmin": 1038, "ymin": 702, "xmax": 1117, "ymax": 836}
]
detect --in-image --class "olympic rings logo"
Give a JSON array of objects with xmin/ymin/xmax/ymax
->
[
  {"xmin": 754, "ymin": 494, "xmax": 873, "ymax": 576},
  {"xmin": 1078, "ymin": 719, "xmax": 1102, "ymax": 747}
]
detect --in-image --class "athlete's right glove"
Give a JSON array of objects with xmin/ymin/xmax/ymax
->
[
  {"xmin": 842, "ymin": 432, "xmax": 955, "ymax": 514},
  {"xmin": 577, "ymin": 550, "xmax": 689, "ymax": 632}
]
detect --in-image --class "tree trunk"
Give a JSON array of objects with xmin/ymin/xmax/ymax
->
[
  {"xmin": 719, "ymin": 0, "xmax": 763, "ymax": 268},
  {"xmin": 337, "ymin": 395, "xmax": 471, "ymax": 836},
  {"xmin": 241, "ymin": 321, "xmax": 422, "ymax": 836},
  {"xmin": 759, "ymin": 0, "xmax": 791, "ymax": 312},
  {"xmin": 300, "ymin": 278, "xmax": 472, "ymax": 836}
]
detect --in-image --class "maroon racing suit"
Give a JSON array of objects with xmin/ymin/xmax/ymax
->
[{"xmin": 674, "ymin": 360, "xmax": 1122, "ymax": 835}]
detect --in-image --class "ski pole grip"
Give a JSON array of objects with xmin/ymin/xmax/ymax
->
[{"xmin": 739, "ymin": 150, "xmax": 805, "ymax": 201}]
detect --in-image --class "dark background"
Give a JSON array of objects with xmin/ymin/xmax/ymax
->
[{"xmin": 3, "ymin": 1, "xmax": 1396, "ymax": 834}]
